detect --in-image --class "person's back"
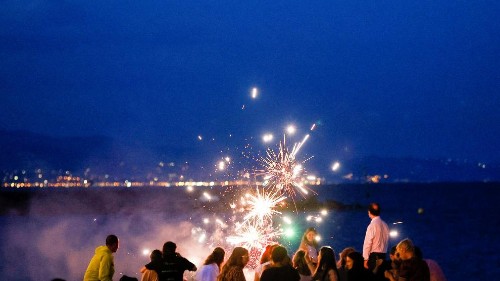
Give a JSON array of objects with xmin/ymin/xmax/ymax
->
[
  {"xmin": 260, "ymin": 264, "xmax": 300, "ymax": 281},
  {"xmin": 195, "ymin": 263, "xmax": 219, "ymax": 281},
  {"xmin": 363, "ymin": 203, "xmax": 389, "ymax": 271},
  {"xmin": 142, "ymin": 249, "xmax": 162, "ymax": 281},
  {"xmin": 84, "ymin": 235, "xmax": 119, "ymax": 281},
  {"xmin": 293, "ymin": 250, "xmax": 312, "ymax": 281},
  {"xmin": 84, "ymin": 245, "xmax": 114, "ymax": 281},
  {"xmin": 158, "ymin": 253, "xmax": 196, "ymax": 281}
]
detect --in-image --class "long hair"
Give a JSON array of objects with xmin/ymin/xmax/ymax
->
[
  {"xmin": 293, "ymin": 250, "xmax": 311, "ymax": 276},
  {"xmin": 299, "ymin": 227, "xmax": 319, "ymax": 249},
  {"xmin": 313, "ymin": 246, "xmax": 339, "ymax": 280},
  {"xmin": 338, "ymin": 247, "xmax": 355, "ymax": 268},
  {"xmin": 347, "ymin": 251, "xmax": 365, "ymax": 270},
  {"xmin": 204, "ymin": 247, "xmax": 225, "ymax": 268},
  {"xmin": 259, "ymin": 244, "xmax": 278, "ymax": 264},
  {"xmin": 219, "ymin": 247, "xmax": 248, "ymax": 277}
]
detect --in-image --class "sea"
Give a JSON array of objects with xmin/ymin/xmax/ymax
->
[{"xmin": 0, "ymin": 182, "xmax": 498, "ymax": 281}]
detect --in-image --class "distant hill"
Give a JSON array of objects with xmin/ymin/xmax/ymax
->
[{"xmin": 1, "ymin": 130, "xmax": 499, "ymax": 183}]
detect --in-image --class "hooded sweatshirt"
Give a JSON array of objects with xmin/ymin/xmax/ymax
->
[{"xmin": 84, "ymin": 245, "xmax": 115, "ymax": 281}]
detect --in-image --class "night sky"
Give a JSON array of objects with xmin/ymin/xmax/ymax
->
[{"xmin": 1, "ymin": 1, "xmax": 499, "ymax": 166}]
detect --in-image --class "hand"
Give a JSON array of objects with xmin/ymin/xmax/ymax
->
[
  {"xmin": 384, "ymin": 269, "xmax": 396, "ymax": 281},
  {"xmin": 364, "ymin": 260, "xmax": 368, "ymax": 269},
  {"xmin": 305, "ymin": 252, "xmax": 312, "ymax": 264},
  {"xmin": 384, "ymin": 270, "xmax": 393, "ymax": 281}
]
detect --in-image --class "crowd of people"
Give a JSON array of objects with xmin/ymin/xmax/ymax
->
[{"xmin": 81, "ymin": 203, "xmax": 446, "ymax": 281}]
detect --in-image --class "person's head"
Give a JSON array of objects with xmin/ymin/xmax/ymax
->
[
  {"xmin": 338, "ymin": 247, "xmax": 355, "ymax": 267},
  {"xmin": 414, "ymin": 246, "xmax": 423, "ymax": 259},
  {"xmin": 368, "ymin": 203, "xmax": 381, "ymax": 218},
  {"xmin": 224, "ymin": 247, "xmax": 249, "ymax": 268},
  {"xmin": 106, "ymin": 234, "xmax": 119, "ymax": 253},
  {"xmin": 389, "ymin": 245, "xmax": 397, "ymax": 261},
  {"xmin": 301, "ymin": 227, "xmax": 319, "ymax": 247},
  {"xmin": 271, "ymin": 245, "xmax": 288, "ymax": 265},
  {"xmin": 204, "ymin": 247, "xmax": 226, "ymax": 267},
  {"xmin": 293, "ymin": 250, "xmax": 311, "ymax": 276},
  {"xmin": 396, "ymin": 238, "xmax": 415, "ymax": 260},
  {"xmin": 317, "ymin": 246, "xmax": 337, "ymax": 270},
  {"xmin": 260, "ymin": 244, "xmax": 278, "ymax": 264},
  {"xmin": 345, "ymin": 251, "xmax": 364, "ymax": 270},
  {"xmin": 162, "ymin": 241, "xmax": 177, "ymax": 256},
  {"xmin": 150, "ymin": 249, "xmax": 162, "ymax": 263}
]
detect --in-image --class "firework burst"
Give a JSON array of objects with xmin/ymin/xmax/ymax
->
[
  {"xmin": 226, "ymin": 219, "xmax": 282, "ymax": 255},
  {"xmin": 256, "ymin": 135, "xmax": 313, "ymax": 198},
  {"xmin": 243, "ymin": 188, "xmax": 286, "ymax": 225},
  {"xmin": 192, "ymin": 122, "xmax": 319, "ymax": 269}
]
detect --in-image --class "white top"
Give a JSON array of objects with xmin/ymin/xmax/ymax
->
[
  {"xmin": 254, "ymin": 261, "xmax": 271, "ymax": 278},
  {"xmin": 195, "ymin": 263, "xmax": 220, "ymax": 281},
  {"xmin": 362, "ymin": 216, "xmax": 389, "ymax": 260},
  {"xmin": 306, "ymin": 244, "xmax": 318, "ymax": 264}
]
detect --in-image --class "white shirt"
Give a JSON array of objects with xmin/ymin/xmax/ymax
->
[
  {"xmin": 254, "ymin": 261, "xmax": 271, "ymax": 278},
  {"xmin": 362, "ymin": 216, "xmax": 389, "ymax": 260},
  {"xmin": 195, "ymin": 263, "xmax": 219, "ymax": 281}
]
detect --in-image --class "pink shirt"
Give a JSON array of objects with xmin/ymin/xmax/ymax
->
[{"xmin": 362, "ymin": 216, "xmax": 389, "ymax": 260}]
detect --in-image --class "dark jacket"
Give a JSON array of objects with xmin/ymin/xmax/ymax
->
[
  {"xmin": 146, "ymin": 254, "xmax": 196, "ymax": 281},
  {"xmin": 260, "ymin": 265, "xmax": 300, "ymax": 281}
]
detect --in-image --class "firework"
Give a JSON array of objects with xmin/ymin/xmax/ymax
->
[
  {"xmin": 256, "ymin": 135, "xmax": 312, "ymax": 198},
  {"xmin": 243, "ymin": 188, "xmax": 286, "ymax": 225},
  {"xmin": 226, "ymin": 219, "xmax": 281, "ymax": 253},
  {"xmin": 190, "ymin": 121, "xmax": 319, "ymax": 269}
]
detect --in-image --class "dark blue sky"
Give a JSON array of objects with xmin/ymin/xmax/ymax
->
[{"xmin": 1, "ymin": 1, "xmax": 499, "ymax": 164}]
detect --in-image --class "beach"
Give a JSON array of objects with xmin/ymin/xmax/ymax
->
[{"xmin": 0, "ymin": 183, "xmax": 498, "ymax": 280}]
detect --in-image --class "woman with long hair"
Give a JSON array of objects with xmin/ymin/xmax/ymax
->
[
  {"xmin": 196, "ymin": 247, "xmax": 226, "ymax": 281},
  {"xmin": 345, "ymin": 251, "xmax": 374, "ymax": 281},
  {"xmin": 311, "ymin": 246, "xmax": 339, "ymax": 281},
  {"xmin": 299, "ymin": 227, "xmax": 320, "ymax": 266},
  {"xmin": 336, "ymin": 247, "xmax": 355, "ymax": 281},
  {"xmin": 218, "ymin": 247, "xmax": 249, "ymax": 281},
  {"xmin": 254, "ymin": 244, "xmax": 278, "ymax": 281},
  {"xmin": 293, "ymin": 250, "xmax": 312, "ymax": 281}
]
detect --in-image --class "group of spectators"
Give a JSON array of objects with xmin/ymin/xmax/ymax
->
[{"xmin": 82, "ymin": 203, "xmax": 446, "ymax": 281}]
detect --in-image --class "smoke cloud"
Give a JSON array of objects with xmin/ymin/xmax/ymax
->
[{"xmin": 0, "ymin": 188, "xmax": 232, "ymax": 281}]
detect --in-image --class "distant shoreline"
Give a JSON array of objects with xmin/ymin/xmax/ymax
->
[{"xmin": 1, "ymin": 182, "xmax": 498, "ymax": 216}]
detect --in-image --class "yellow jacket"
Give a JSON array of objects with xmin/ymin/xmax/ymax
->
[{"xmin": 84, "ymin": 245, "xmax": 115, "ymax": 281}]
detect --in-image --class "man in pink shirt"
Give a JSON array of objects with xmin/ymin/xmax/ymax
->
[{"xmin": 363, "ymin": 202, "xmax": 390, "ymax": 271}]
